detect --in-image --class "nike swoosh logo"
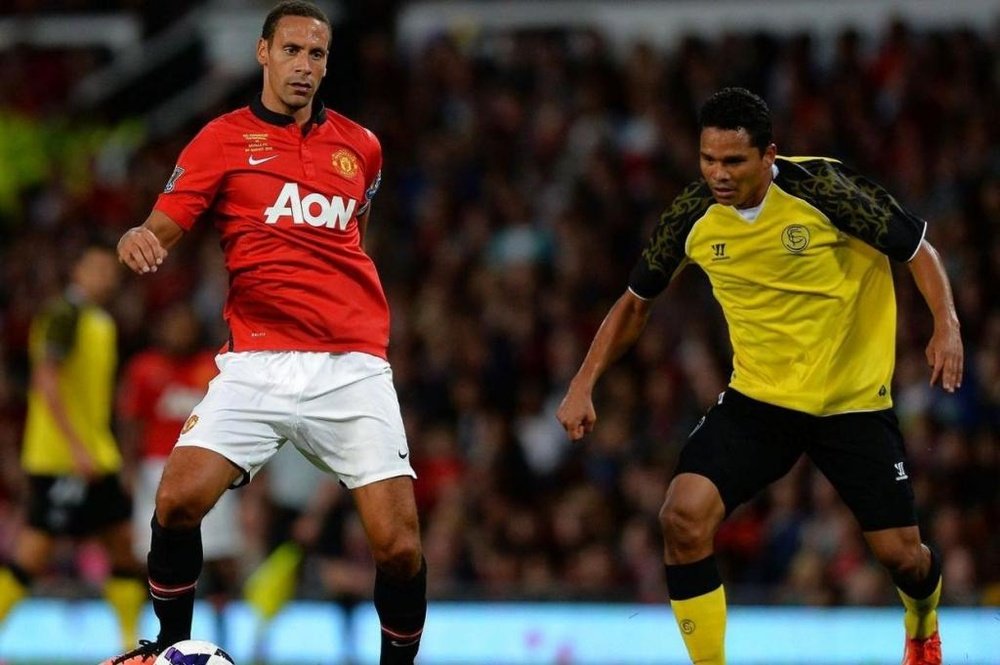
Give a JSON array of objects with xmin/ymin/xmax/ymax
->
[
  {"xmin": 397, "ymin": 451, "xmax": 409, "ymax": 459},
  {"xmin": 248, "ymin": 154, "xmax": 278, "ymax": 166}
]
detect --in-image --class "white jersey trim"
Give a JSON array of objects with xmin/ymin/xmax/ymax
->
[{"xmin": 905, "ymin": 220, "xmax": 928, "ymax": 262}]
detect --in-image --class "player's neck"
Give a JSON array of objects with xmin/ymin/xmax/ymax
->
[
  {"xmin": 735, "ymin": 165, "xmax": 776, "ymax": 210},
  {"xmin": 260, "ymin": 92, "xmax": 314, "ymax": 127}
]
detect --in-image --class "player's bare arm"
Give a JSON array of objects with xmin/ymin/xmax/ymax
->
[
  {"xmin": 557, "ymin": 290, "xmax": 653, "ymax": 440},
  {"xmin": 907, "ymin": 239, "xmax": 963, "ymax": 392},
  {"xmin": 117, "ymin": 210, "xmax": 185, "ymax": 275},
  {"xmin": 32, "ymin": 358, "xmax": 97, "ymax": 479}
]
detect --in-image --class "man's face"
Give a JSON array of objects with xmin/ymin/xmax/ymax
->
[
  {"xmin": 699, "ymin": 127, "xmax": 776, "ymax": 208},
  {"xmin": 74, "ymin": 249, "xmax": 120, "ymax": 306},
  {"xmin": 257, "ymin": 15, "xmax": 330, "ymax": 115}
]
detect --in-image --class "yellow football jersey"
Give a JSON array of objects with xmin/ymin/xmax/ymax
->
[
  {"xmin": 22, "ymin": 293, "xmax": 121, "ymax": 474},
  {"xmin": 629, "ymin": 157, "xmax": 926, "ymax": 416}
]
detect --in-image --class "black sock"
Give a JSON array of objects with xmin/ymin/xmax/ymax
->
[
  {"xmin": 893, "ymin": 546, "xmax": 942, "ymax": 600},
  {"xmin": 147, "ymin": 514, "xmax": 202, "ymax": 645},
  {"xmin": 664, "ymin": 555, "xmax": 723, "ymax": 600},
  {"xmin": 374, "ymin": 558, "xmax": 427, "ymax": 665}
]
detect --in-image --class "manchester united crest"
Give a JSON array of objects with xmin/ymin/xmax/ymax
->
[
  {"xmin": 180, "ymin": 414, "xmax": 199, "ymax": 435},
  {"xmin": 331, "ymin": 149, "xmax": 359, "ymax": 178}
]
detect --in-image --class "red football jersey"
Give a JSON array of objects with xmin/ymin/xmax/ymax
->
[
  {"xmin": 154, "ymin": 97, "xmax": 389, "ymax": 357},
  {"xmin": 118, "ymin": 350, "xmax": 218, "ymax": 459}
]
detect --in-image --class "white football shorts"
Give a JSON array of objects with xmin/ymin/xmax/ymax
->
[
  {"xmin": 132, "ymin": 458, "xmax": 242, "ymax": 561},
  {"xmin": 175, "ymin": 351, "xmax": 415, "ymax": 490}
]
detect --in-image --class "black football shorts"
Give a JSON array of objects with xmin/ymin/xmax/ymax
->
[
  {"xmin": 27, "ymin": 473, "xmax": 133, "ymax": 536},
  {"xmin": 674, "ymin": 389, "xmax": 917, "ymax": 531}
]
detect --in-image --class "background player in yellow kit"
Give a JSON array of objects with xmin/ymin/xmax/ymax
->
[{"xmin": 0, "ymin": 243, "xmax": 146, "ymax": 651}]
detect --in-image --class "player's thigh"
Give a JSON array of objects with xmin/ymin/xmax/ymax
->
[
  {"xmin": 351, "ymin": 475, "xmax": 421, "ymax": 564},
  {"xmin": 806, "ymin": 408, "xmax": 916, "ymax": 531},
  {"xmin": 674, "ymin": 389, "xmax": 805, "ymax": 517},
  {"xmin": 295, "ymin": 352, "xmax": 415, "ymax": 490},
  {"xmin": 12, "ymin": 525, "xmax": 56, "ymax": 575},
  {"xmin": 157, "ymin": 446, "xmax": 244, "ymax": 523}
]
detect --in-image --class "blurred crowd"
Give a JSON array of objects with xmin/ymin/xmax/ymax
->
[{"xmin": 0, "ymin": 10, "xmax": 998, "ymax": 611}]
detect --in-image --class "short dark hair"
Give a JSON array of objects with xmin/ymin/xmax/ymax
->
[
  {"xmin": 261, "ymin": 1, "xmax": 331, "ymax": 43},
  {"xmin": 698, "ymin": 87, "xmax": 773, "ymax": 152}
]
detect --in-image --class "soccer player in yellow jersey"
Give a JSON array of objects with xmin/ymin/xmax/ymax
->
[
  {"xmin": 0, "ymin": 244, "xmax": 146, "ymax": 651},
  {"xmin": 557, "ymin": 88, "xmax": 961, "ymax": 665}
]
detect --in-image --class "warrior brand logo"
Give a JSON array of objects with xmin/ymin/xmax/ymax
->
[
  {"xmin": 781, "ymin": 224, "xmax": 811, "ymax": 253},
  {"xmin": 264, "ymin": 183, "xmax": 358, "ymax": 229},
  {"xmin": 893, "ymin": 462, "xmax": 908, "ymax": 481},
  {"xmin": 710, "ymin": 242, "xmax": 729, "ymax": 261}
]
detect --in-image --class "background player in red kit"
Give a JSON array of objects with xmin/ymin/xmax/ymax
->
[
  {"xmin": 107, "ymin": 2, "xmax": 426, "ymax": 663},
  {"xmin": 117, "ymin": 303, "xmax": 242, "ymax": 641}
]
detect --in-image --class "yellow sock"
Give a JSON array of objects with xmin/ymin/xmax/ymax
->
[
  {"xmin": 104, "ymin": 576, "xmax": 147, "ymax": 649},
  {"xmin": 0, "ymin": 567, "xmax": 28, "ymax": 622},
  {"xmin": 670, "ymin": 584, "xmax": 727, "ymax": 664},
  {"xmin": 897, "ymin": 576, "xmax": 941, "ymax": 639}
]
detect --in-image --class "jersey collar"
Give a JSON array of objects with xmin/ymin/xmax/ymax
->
[{"xmin": 250, "ymin": 94, "xmax": 327, "ymax": 128}]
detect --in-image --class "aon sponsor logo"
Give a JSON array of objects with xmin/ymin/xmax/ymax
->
[{"xmin": 264, "ymin": 183, "xmax": 358, "ymax": 229}]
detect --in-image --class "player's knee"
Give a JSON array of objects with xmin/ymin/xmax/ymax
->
[
  {"xmin": 659, "ymin": 501, "xmax": 713, "ymax": 550},
  {"xmin": 154, "ymin": 482, "xmax": 210, "ymax": 530},
  {"xmin": 874, "ymin": 541, "xmax": 925, "ymax": 581},
  {"xmin": 371, "ymin": 534, "xmax": 422, "ymax": 579}
]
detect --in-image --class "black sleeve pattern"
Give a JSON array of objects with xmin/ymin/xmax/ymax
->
[
  {"xmin": 775, "ymin": 158, "xmax": 926, "ymax": 262},
  {"xmin": 628, "ymin": 180, "xmax": 714, "ymax": 299},
  {"xmin": 42, "ymin": 299, "xmax": 80, "ymax": 362}
]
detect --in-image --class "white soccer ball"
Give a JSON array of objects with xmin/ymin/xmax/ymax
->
[{"xmin": 153, "ymin": 639, "xmax": 236, "ymax": 665}]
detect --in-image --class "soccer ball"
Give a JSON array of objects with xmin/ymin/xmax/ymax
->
[{"xmin": 153, "ymin": 639, "xmax": 235, "ymax": 665}]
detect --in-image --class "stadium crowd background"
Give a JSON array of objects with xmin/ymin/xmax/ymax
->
[{"xmin": 0, "ymin": 0, "xmax": 997, "ymax": 616}]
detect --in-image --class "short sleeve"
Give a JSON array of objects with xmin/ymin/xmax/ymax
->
[
  {"xmin": 41, "ymin": 299, "xmax": 80, "ymax": 362},
  {"xmin": 628, "ymin": 180, "xmax": 714, "ymax": 299},
  {"xmin": 778, "ymin": 159, "xmax": 926, "ymax": 262},
  {"xmin": 153, "ymin": 124, "xmax": 227, "ymax": 230}
]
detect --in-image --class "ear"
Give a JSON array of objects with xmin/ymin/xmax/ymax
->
[
  {"xmin": 762, "ymin": 143, "xmax": 777, "ymax": 168},
  {"xmin": 256, "ymin": 38, "xmax": 268, "ymax": 66}
]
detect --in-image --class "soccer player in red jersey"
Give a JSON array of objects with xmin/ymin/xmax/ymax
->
[{"xmin": 106, "ymin": 2, "xmax": 426, "ymax": 663}]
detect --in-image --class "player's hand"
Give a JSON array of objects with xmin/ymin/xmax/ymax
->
[
  {"xmin": 117, "ymin": 226, "xmax": 167, "ymax": 274},
  {"xmin": 70, "ymin": 446, "xmax": 99, "ymax": 482},
  {"xmin": 556, "ymin": 384, "xmax": 596, "ymax": 440},
  {"xmin": 926, "ymin": 318, "xmax": 963, "ymax": 393}
]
